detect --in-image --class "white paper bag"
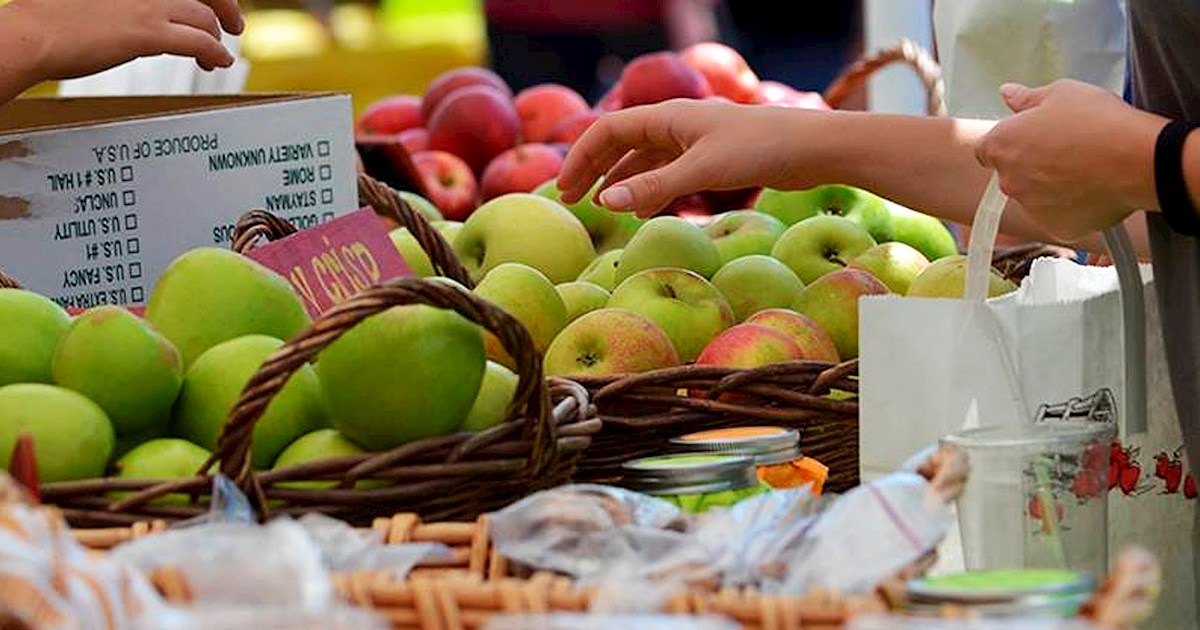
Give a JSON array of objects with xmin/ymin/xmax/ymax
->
[
  {"xmin": 859, "ymin": 258, "xmax": 1197, "ymax": 629},
  {"xmin": 933, "ymin": 0, "xmax": 1128, "ymax": 119}
]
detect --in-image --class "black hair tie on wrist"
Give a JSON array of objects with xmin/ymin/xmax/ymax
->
[{"xmin": 1155, "ymin": 119, "xmax": 1200, "ymax": 237}]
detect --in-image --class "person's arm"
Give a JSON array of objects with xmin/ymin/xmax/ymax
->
[
  {"xmin": 557, "ymin": 98, "xmax": 1142, "ymax": 255},
  {"xmin": 0, "ymin": 0, "xmax": 242, "ymax": 105}
]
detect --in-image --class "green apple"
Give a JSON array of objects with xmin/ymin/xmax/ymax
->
[
  {"xmin": 453, "ymin": 193, "xmax": 596, "ymax": 283},
  {"xmin": 755, "ymin": 184, "xmax": 894, "ymax": 242},
  {"xmin": 615, "ymin": 216, "xmax": 722, "ymax": 284},
  {"xmin": 576, "ymin": 249, "xmax": 623, "ymax": 290},
  {"xmin": 885, "ymin": 200, "xmax": 960, "ymax": 261},
  {"xmin": 555, "ymin": 281, "xmax": 611, "ymax": 324},
  {"xmin": 173, "ymin": 334, "xmax": 329, "ymax": 470},
  {"xmin": 474, "ymin": 263, "xmax": 568, "ymax": 364},
  {"xmin": 51, "ymin": 306, "xmax": 183, "ymax": 436},
  {"xmin": 113, "ymin": 422, "xmax": 169, "ymax": 461},
  {"xmin": 432, "ymin": 220, "xmax": 464, "ymax": 244},
  {"xmin": 317, "ymin": 303, "xmax": 485, "ymax": 450},
  {"xmin": 608, "ymin": 268, "xmax": 735, "ymax": 362},
  {"xmin": 711, "ymin": 255, "xmax": 804, "ymax": 322},
  {"xmin": 0, "ymin": 289, "xmax": 71, "ymax": 386},
  {"xmin": 544, "ymin": 308, "xmax": 680, "ymax": 376},
  {"xmin": 848, "ymin": 241, "xmax": 930, "ymax": 295},
  {"xmin": 113, "ymin": 438, "xmax": 213, "ymax": 505},
  {"xmin": 389, "ymin": 227, "xmax": 436, "ymax": 278},
  {"xmin": 791, "ymin": 268, "xmax": 891, "ymax": 360},
  {"xmin": 461, "ymin": 360, "xmax": 520, "ymax": 432},
  {"xmin": 145, "ymin": 247, "xmax": 310, "ymax": 366},
  {"xmin": 273, "ymin": 428, "xmax": 378, "ymax": 490},
  {"xmin": 770, "ymin": 215, "xmax": 877, "ymax": 284},
  {"xmin": 744, "ymin": 308, "xmax": 841, "ymax": 363},
  {"xmin": 906, "ymin": 254, "xmax": 1018, "ymax": 298},
  {"xmin": 400, "ymin": 190, "xmax": 443, "ymax": 222},
  {"xmin": 703, "ymin": 210, "xmax": 787, "ymax": 265},
  {"xmin": 534, "ymin": 178, "xmax": 643, "ymax": 253},
  {"xmin": 0, "ymin": 383, "xmax": 113, "ymax": 482}
]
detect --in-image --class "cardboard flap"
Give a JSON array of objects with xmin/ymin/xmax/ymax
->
[{"xmin": 0, "ymin": 94, "xmax": 331, "ymax": 134}]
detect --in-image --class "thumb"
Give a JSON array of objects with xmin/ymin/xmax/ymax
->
[
  {"xmin": 1000, "ymin": 83, "xmax": 1050, "ymax": 113},
  {"xmin": 598, "ymin": 158, "xmax": 699, "ymax": 218}
]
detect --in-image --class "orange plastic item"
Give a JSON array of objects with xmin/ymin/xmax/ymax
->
[{"xmin": 671, "ymin": 426, "xmax": 827, "ymax": 496}]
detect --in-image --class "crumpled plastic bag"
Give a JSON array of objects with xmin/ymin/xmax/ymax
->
[
  {"xmin": 482, "ymin": 613, "xmax": 740, "ymax": 630},
  {"xmin": 489, "ymin": 484, "xmax": 689, "ymax": 582},
  {"xmin": 848, "ymin": 616, "xmax": 1100, "ymax": 630},
  {"xmin": 133, "ymin": 604, "xmax": 391, "ymax": 630}
]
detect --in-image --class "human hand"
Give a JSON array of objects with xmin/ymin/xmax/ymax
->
[
  {"xmin": 975, "ymin": 79, "xmax": 1165, "ymax": 242},
  {"xmin": 557, "ymin": 99, "xmax": 825, "ymax": 218},
  {"xmin": 4, "ymin": 0, "xmax": 243, "ymax": 81}
]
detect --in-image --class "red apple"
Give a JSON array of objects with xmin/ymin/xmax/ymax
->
[
  {"xmin": 480, "ymin": 143, "xmax": 565, "ymax": 201},
  {"xmin": 595, "ymin": 82, "xmax": 623, "ymax": 112},
  {"xmin": 620, "ymin": 51, "xmax": 712, "ymax": 108},
  {"xmin": 427, "ymin": 85, "xmax": 521, "ymax": 175},
  {"xmin": 515, "ymin": 83, "xmax": 590, "ymax": 144},
  {"xmin": 664, "ymin": 193, "xmax": 715, "ymax": 221},
  {"xmin": 420, "ymin": 66, "xmax": 512, "ymax": 123},
  {"xmin": 757, "ymin": 81, "xmax": 832, "ymax": 110},
  {"xmin": 680, "ymin": 42, "xmax": 760, "ymax": 104},
  {"xmin": 397, "ymin": 127, "xmax": 429, "ymax": 153},
  {"xmin": 411, "ymin": 150, "xmax": 479, "ymax": 221},
  {"xmin": 356, "ymin": 94, "xmax": 423, "ymax": 135},
  {"xmin": 757, "ymin": 81, "xmax": 797, "ymax": 104},
  {"xmin": 695, "ymin": 323, "xmax": 805, "ymax": 369},
  {"xmin": 549, "ymin": 111, "xmax": 600, "ymax": 145},
  {"xmin": 743, "ymin": 308, "xmax": 840, "ymax": 363}
]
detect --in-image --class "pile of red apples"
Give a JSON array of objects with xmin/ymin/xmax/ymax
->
[{"xmin": 355, "ymin": 42, "xmax": 831, "ymax": 222}]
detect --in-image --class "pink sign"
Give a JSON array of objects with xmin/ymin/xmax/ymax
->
[{"xmin": 245, "ymin": 208, "xmax": 413, "ymax": 317}]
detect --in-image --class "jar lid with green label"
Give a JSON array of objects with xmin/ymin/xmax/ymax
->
[
  {"xmin": 620, "ymin": 454, "xmax": 766, "ymax": 513},
  {"xmin": 903, "ymin": 569, "xmax": 1096, "ymax": 617}
]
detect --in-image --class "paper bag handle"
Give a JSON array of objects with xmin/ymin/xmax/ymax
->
[{"xmin": 965, "ymin": 171, "xmax": 1147, "ymax": 436}]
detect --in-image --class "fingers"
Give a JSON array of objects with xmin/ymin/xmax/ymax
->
[
  {"xmin": 160, "ymin": 22, "xmax": 235, "ymax": 70},
  {"xmin": 601, "ymin": 149, "xmax": 671, "ymax": 195},
  {"xmin": 598, "ymin": 152, "xmax": 706, "ymax": 217},
  {"xmin": 203, "ymin": 0, "xmax": 244, "ymax": 35},
  {"xmin": 1000, "ymin": 83, "xmax": 1050, "ymax": 114},
  {"xmin": 558, "ymin": 103, "xmax": 685, "ymax": 204},
  {"xmin": 167, "ymin": 0, "xmax": 221, "ymax": 41}
]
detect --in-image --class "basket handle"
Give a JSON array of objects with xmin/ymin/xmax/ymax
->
[
  {"xmin": 823, "ymin": 37, "xmax": 946, "ymax": 117},
  {"xmin": 356, "ymin": 174, "xmax": 475, "ymax": 289},
  {"xmin": 229, "ymin": 174, "xmax": 474, "ymax": 289},
  {"xmin": 0, "ymin": 268, "xmax": 20, "ymax": 289},
  {"xmin": 207, "ymin": 277, "xmax": 553, "ymax": 518}
]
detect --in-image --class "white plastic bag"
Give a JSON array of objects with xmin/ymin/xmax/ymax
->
[{"xmin": 933, "ymin": 0, "xmax": 1127, "ymax": 119}]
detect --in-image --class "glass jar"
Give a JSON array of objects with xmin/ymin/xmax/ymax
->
[
  {"xmin": 620, "ymin": 454, "xmax": 768, "ymax": 513},
  {"xmin": 669, "ymin": 426, "xmax": 828, "ymax": 494}
]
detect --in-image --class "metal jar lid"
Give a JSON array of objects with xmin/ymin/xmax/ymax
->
[
  {"xmin": 621, "ymin": 454, "xmax": 759, "ymax": 496},
  {"xmin": 906, "ymin": 569, "xmax": 1096, "ymax": 606},
  {"xmin": 669, "ymin": 426, "xmax": 802, "ymax": 466}
]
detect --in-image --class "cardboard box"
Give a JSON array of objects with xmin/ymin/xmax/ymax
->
[{"xmin": 0, "ymin": 94, "xmax": 357, "ymax": 310}]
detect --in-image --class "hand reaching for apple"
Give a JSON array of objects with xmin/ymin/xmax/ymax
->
[
  {"xmin": 0, "ymin": 0, "xmax": 242, "ymax": 101},
  {"xmin": 558, "ymin": 99, "xmax": 829, "ymax": 218}
]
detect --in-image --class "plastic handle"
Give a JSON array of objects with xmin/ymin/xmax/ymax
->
[{"xmin": 965, "ymin": 172, "xmax": 1008, "ymax": 302}]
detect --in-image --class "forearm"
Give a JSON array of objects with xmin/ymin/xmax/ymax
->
[
  {"xmin": 793, "ymin": 111, "xmax": 1146, "ymax": 255},
  {"xmin": 0, "ymin": 4, "xmax": 43, "ymax": 104}
]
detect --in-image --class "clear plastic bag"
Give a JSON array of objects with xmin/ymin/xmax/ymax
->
[
  {"xmin": 848, "ymin": 616, "xmax": 1099, "ymax": 630},
  {"xmin": 482, "ymin": 613, "xmax": 741, "ymax": 630},
  {"xmin": 133, "ymin": 604, "xmax": 391, "ymax": 630}
]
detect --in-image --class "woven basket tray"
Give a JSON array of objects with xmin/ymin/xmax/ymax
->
[{"xmin": 31, "ymin": 174, "xmax": 599, "ymax": 527}]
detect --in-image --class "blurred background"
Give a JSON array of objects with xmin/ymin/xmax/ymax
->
[{"xmin": 19, "ymin": 0, "xmax": 936, "ymax": 118}]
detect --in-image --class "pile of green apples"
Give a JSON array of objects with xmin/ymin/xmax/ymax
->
[
  {"xmin": 391, "ymin": 179, "xmax": 1017, "ymax": 379},
  {"xmin": 0, "ymin": 244, "xmax": 522, "ymax": 497}
]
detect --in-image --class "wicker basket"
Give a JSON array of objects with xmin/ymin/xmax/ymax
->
[
  {"xmin": 0, "ymin": 268, "xmax": 18, "ymax": 289},
  {"xmin": 33, "ymin": 174, "xmax": 599, "ymax": 527}
]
